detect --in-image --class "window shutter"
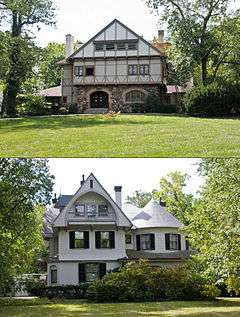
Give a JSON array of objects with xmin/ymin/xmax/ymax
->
[
  {"xmin": 178, "ymin": 234, "xmax": 181, "ymax": 251},
  {"xmin": 69, "ymin": 231, "xmax": 75, "ymax": 249},
  {"xmin": 136, "ymin": 235, "xmax": 141, "ymax": 251},
  {"xmin": 150, "ymin": 234, "xmax": 155, "ymax": 250},
  {"xmin": 95, "ymin": 232, "xmax": 101, "ymax": 249},
  {"xmin": 84, "ymin": 231, "xmax": 89, "ymax": 249},
  {"xmin": 109, "ymin": 231, "xmax": 115, "ymax": 248},
  {"xmin": 99, "ymin": 263, "xmax": 107, "ymax": 279},
  {"xmin": 165, "ymin": 233, "xmax": 170, "ymax": 250},
  {"xmin": 78, "ymin": 264, "xmax": 86, "ymax": 283}
]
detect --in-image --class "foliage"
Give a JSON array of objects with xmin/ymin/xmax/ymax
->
[
  {"xmin": 0, "ymin": 0, "xmax": 56, "ymax": 117},
  {"xmin": 0, "ymin": 297, "xmax": 58, "ymax": 306},
  {"xmin": 0, "ymin": 159, "xmax": 54, "ymax": 293},
  {"xmin": 183, "ymin": 82, "xmax": 240, "ymax": 117},
  {"xmin": 187, "ymin": 159, "xmax": 240, "ymax": 294},
  {"xmin": 146, "ymin": 0, "xmax": 240, "ymax": 84},
  {"xmin": 26, "ymin": 283, "xmax": 89, "ymax": 299},
  {"xmin": 143, "ymin": 93, "xmax": 177, "ymax": 113},
  {"xmin": 17, "ymin": 93, "xmax": 52, "ymax": 116},
  {"xmin": 126, "ymin": 190, "xmax": 152, "ymax": 208},
  {"xmin": 154, "ymin": 171, "xmax": 195, "ymax": 225},
  {"xmin": 86, "ymin": 260, "xmax": 219, "ymax": 302}
]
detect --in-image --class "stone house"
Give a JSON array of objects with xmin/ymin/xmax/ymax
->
[
  {"xmin": 58, "ymin": 19, "xmax": 168, "ymax": 113},
  {"xmin": 47, "ymin": 173, "xmax": 191, "ymax": 286}
]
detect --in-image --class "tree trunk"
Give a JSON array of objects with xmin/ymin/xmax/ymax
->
[
  {"xmin": 3, "ymin": 12, "xmax": 22, "ymax": 117},
  {"xmin": 201, "ymin": 57, "xmax": 208, "ymax": 84}
]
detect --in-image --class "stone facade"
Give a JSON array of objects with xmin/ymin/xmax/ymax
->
[{"xmin": 74, "ymin": 84, "xmax": 163, "ymax": 113}]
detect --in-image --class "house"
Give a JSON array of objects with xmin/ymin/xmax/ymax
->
[
  {"xmin": 47, "ymin": 173, "xmax": 190, "ymax": 286},
  {"xmin": 57, "ymin": 19, "xmax": 168, "ymax": 113}
]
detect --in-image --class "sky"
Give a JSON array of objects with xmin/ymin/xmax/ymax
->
[
  {"xmin": 36, "ymin": 0, "xmax": 161, "ymax": 47},
  {"xmin": 49, "ymin": 159, "xmax": 204, "ymax": 202}
]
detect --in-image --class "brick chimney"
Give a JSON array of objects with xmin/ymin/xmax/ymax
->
[
  {"xmin": 66, "ymin": 34, "xmax": 74, "ymax": 58},
  {"xmin": 158, "ymin": 30, "xmax": 165, "ymax": 43},
  {"xmin": 114, "ymin": 186, "xmax": 122, "ymax": 208}
]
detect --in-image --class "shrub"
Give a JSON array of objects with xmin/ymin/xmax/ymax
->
[
  {"xmin": 17, "ymin": 94, "xmax": 52, "ymax": 116},
  {"xmin": 183, "ymin": 83, "xmax": 240, "ymax": 117},
  {"xmin": 143, "ymin": 93, "xmax": 177, "ymax": 113},
  {"xmin": 86, "ymin": 260, "xmax": 219, "ymax": 302},
  {"xmin": 68, "ymin": 103, "xmax": 79, "ymax": 114},
  {"xmin": 58, "ymin": 106, "xmax": 69, "ymax": 115},
  {"xmin": 27, "ymin": 284, "xmax": 89, "ymax": 299}
]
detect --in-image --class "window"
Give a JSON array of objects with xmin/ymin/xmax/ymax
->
[
  {"xmin": 128, "ymin": 65, "xmax": 138, "ymax": 75},
  {"xmin": 95, "ymin": 231, "xmax": 115, "ymax": 249},
  {"xmin": 136, "ymin": 234, "xmax": 155, "ymax": 251},
  {"xmin": 95, "ymin": 43, "xmax": 104, "ymax": 51},
  {"xmin": 125, "ymin": 234, "xmax": 132, "ymax": 244},
  {"xmin": 74, "ymin": 66, "xmax": 83, "ymax": 77},
  {"xmin": 106, "ymin": 43, "xmax": 115, "ymax": 50},
  {"xmin": 117, "ymin": 42, "xmax": 126, "ymax": 50},
  {"xmin": 75, "ymin": 204, "xmax": 85, "ymax": 217},
  {"xmin": 86, "ymin": 66, "xmax": 94, "ymax": 76},
  {"xmin": 186, "ymin": 238, "xmax": 190, "ymax": 251},
  {"xmin": 139, "ymin": 65, "xmax": 150, "ymax": 76},
  {"xmin": 86, "ymin": 204, "xmax": 97, "ymax": 217},
  {"xmin": 50, "ymin": 265, "xmax": 57, "ymax": 284},
  {"xmin": 125, "ymin": 90, "xmax": 146, "ymax": 103},
  {"xmin": 165, "ymin": 233, "xmax": 181, "ymax": 251},
  {"xmin": 79, "ymin": 263, "xmax": 106, "ymax": 283},
  {"xmin": 128, "ymin": 43, "xmax": 137, "ymax": 50},
  {"xmin": 69, "ymin": 231, "xmax": 89, "ymax": 249},
  {"xmin": 98, "ymin": 205, "xmax": 108, "ymax": 217},
  {"xmin": 90, "ymin": 180, "xmax": 93, "ymax": 188}
]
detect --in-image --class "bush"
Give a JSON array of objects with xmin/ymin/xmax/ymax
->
[
  {"xmin": 143, "ymin": 93, "xmax": 177, "ymax": 113},
  {"xmin": 86, "ymin": 260, "xmax": 219, "ymax": 302},
  {"xmin": 68, "ymin": 103, "xmax": 79, "ymax": 114},
  {"xmin": 183, "ymin": 83, "xmax": 240, "ymax": 117},
  {"xmin": 27, "ymin": 284, "xmax": 89, "ymax": 299},
  {"xmin": 17, "ymin": 94, "xmax": 52, "ymax": 116}
]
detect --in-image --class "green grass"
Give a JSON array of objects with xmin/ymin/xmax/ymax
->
[
  {"xmin": 0, "ymin": 298, "xmax": 240, "ymax": 317},
  {"xmin": 0, "ymin": 114, "xmax": 240, "ymax": 157}
]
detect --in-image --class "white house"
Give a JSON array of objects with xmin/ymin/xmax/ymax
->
[
  {"xmin": 47, "ymin": 173, "xmax": 190, "ymax": 286},
  {"xmin": 58, "ymin": 19, "xmax": 167, "ymax": 113}
]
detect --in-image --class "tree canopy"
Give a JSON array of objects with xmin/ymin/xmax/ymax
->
[
  {"xmin": 0, "ymin": 159, "xmax": 54, "ymax": 294},
  {"xmin": 126, "ymin": 190, "xmax": 152, "ymax": 208}
]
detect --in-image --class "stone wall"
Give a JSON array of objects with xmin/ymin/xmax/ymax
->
[{"xmin": 74, "ymin": 84, "xmax": 163, "ymax": 113}]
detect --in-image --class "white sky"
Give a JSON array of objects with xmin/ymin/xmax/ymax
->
[
  {"xmin": 49, "ymin": 159, "xmax": 204, "ymax": 202},
  {"xmin": 36, "ymin": 0, "xmax": 161, "ymax": 47}
]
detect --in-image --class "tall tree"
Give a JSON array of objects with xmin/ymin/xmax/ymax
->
[
  {"xmin": 187, "ymin": 159, "xmax": 240, "ymax": 294},
  {"xmin": 0, "ymin": 159, "xmax": 54, "ymax": 294},
  {"xmin": 154, "ymin": 171, "xmax": 194, "ymax": 224},
  {"xmin": 126, "ymin": 190, "xmax": 152, "ymax": 208},
  {"xmin": 146, "ymin": 0, "xmax": 239, "ymax": 83},
  {"xmin": 0, "ymin": 0, "xmax": 56, "ymax": 117}
]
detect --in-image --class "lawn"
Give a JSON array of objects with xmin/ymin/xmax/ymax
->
[
  {"xmin": 0, "ymin": 114, "xmax": 240, "ymax": 157},
  {"xmin": 0, "ymin": 298, "xmax": 240, "ymax": 317}
]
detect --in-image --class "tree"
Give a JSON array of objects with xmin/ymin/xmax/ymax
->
[
  {"xmin": 146, "ymin": 0, "xmax": 239, "ymax": 83},
  {"xmin": 154, "ymin": 171, "xmax": 194, "ymax": 224},
  {"xmin": 187, "ymin": 159, "xmax": 240, "ymax": 294},
  {"xmin": 126, "ymin": 190, "xmax": 152, "ymax": 208},
  {"xmin": 0, "ymin": 0, "xmax": 56, "ymax": 117},
  {"xmin": 0, "ymin": 159, "xmax": 54, "ymax": 294}
]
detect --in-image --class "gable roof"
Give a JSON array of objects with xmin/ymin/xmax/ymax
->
[
  {"xmin": 68, "ymin": 19, "xmax": 163, "ymax": 60},
  {"xmin": 53, "ymin": 173, "xmax": 132, "ymax": 228}
]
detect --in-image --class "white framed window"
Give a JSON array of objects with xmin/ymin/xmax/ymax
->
[
  {"xmin": 139, "ymin": 65, "xmax": 150, "ymax": 76},
  {"xmin": 128, "ymin": 65, "xmax": 138, "ymax": 76},
  {"xmin": 75, "ymin": 204, "xmax": 85, "ymax": 217},
  {"xmin": 98, "ymin": 205, "xmax": 108, "ymax": 217},
  {"xmin": 86, "ymin": 204, "xmax": 97, "ymax": 217},
  {"xmin": 169, "ymin": 234, "xmax": 179, "ymax": 250},
  {"xmin": 85, "ymin": 264, "xmax": 100, "ymax": 282},
  {"xmin": 74, "ymin": 66, "xmax": 84, "ymax": 77},
  {"xmin": 75, "ymin": 232, "xmax": 85, "ymax": 248}
]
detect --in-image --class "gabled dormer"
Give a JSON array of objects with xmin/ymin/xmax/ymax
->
[{"xmin": 53, "ymin": 173, "xmax": 132, "ymax": 229}]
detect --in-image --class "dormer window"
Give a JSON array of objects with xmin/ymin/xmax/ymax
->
[
  {"xmin": 86, "ymin": 204, "xmax": 97, "ymax": 217},
  {"xmin": 75, "ymin": 204, "xmax": 85, "ymax": 217},
  {"xmin": 98, "ymin": 205, "xmax": 108, "ymax": 217}
]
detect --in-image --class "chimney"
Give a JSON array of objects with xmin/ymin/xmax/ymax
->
[
  {"xmin": 66, "ymin": 34, "xmax": 74, "ymax": 58},
  {"xmin": 76, "ymin": 41, "xmax": 82, "ymax": 50},
  {"xmin": 52, "ymin": 193, "xmax": 57, "ymax": 205},
  {"xmin": 80, "ymin": 174, "xmax": 85, "ymax": 186},
  {"xmin": 159, "ymin": 198, "xmax": 166, "ymax": 207},
  {"xmin": 114, "ymin": 186, "xmax": 122, "ymax": 208},
  {"xmin": 158, "ymin": 30, "xmax": 165, "ymax": 43}
]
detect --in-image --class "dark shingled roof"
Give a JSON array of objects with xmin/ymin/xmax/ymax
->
[
  {"xmin": 57, "ymin": 195, "xmax": 73, "ymax": 208},
  {"xmin": 125, "ymin": 249, "xmax": 192, "ymax": 261},
  {"xmin": 44, "ymin": 207, "xmax": 60, "ymax": 238}
]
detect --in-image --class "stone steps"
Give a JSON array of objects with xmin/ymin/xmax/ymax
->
[{"xmin": 85, "ymin": 108, "xmax": 109, "ymax": 114}]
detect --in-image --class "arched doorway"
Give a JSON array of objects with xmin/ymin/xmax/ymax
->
[{"xmin": 90, "ymin": 91, "xmax": 109, "ymax": 109}]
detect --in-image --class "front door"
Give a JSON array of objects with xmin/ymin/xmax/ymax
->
[{"xmin": 90, "ymin": 91, "xmax": 109, "ymax": 108}]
